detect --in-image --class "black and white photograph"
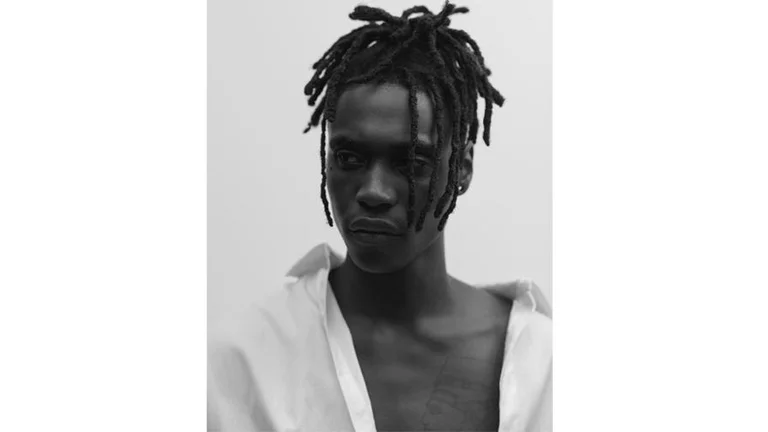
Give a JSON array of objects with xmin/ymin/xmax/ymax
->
[
  {"xmin": 207, "ymin": 1, "xmax": 551, "ymax": 430},
  {"xmin": 3, "ymin": 0, "xmax": 767, "ymax": 431}
]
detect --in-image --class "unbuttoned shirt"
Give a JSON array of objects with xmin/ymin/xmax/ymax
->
[{"xmin": 208, "ymin": 244, "xmax": 553, "ymax": 432}]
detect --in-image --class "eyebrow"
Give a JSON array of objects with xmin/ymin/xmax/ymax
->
[{"xmin": 329, "ymin": 136, "xmax": 436, "ymax": 155}]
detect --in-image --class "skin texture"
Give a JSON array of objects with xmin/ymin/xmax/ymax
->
[
  {"xmin": 326, "ymin": 83, "xmax": 473, "ymax": 320},
  {"xmin": 326, "ymin": 83, "xmax": 510, "ymax": 431},
  {"xmin": 328, "ymin": 83, "xmax": 471, "ymax": 273},
  {"xmin": 342, "ymin": 277, "xmax": 510, "ymax": 432}
]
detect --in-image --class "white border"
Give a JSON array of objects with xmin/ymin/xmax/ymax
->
[
  {"xmin": 2, "ymin": 0, "xmax": 767, "ymax": 430},
  {"xmin": 0, "ymin": 1, "xmax": 206, "ymax": 431},
  {"xmin": 555, "ymin": 0, "xmax": 768, "ymax": 430}
]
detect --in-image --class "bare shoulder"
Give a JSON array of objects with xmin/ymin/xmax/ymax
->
[{"xmin": 450, "ymin": 276, "xmax": 512, "ymax": 326}]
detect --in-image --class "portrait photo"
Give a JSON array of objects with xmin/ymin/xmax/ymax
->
[
  {"xmin": 208, "ymin": 1, "xmax": 552, "ymax": 430},
  {"xmin": 5, "ymin": 0, "xmax": 766, "ymax": 431}
]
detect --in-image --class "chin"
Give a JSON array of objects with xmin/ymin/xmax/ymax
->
[{"xmin": 346, "ymin": 245, "xmax": 408, "ymax": 274}]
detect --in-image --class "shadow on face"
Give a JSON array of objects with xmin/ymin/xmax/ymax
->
[{"xmin": 326, "ymin": 83, "xmax": 464, "ymax": 273}]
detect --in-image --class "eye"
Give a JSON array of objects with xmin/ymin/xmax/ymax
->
[
  {"xmin": 397, "ymin": 157, "xmax": 434, "ymax": 178},
  {"xmin": 334, "ymin": 150, "xmax": 365, "ymax": 169}
]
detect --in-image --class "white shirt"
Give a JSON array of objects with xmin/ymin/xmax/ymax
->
[{"xmin": 208, "ymin": 244, "xmax": 552, "ymax": 432}]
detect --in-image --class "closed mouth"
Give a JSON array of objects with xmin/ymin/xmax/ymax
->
[
  {"xmin": 347, "ymin": 229, "xmax": 403, "ymax": 245},
  {"xmin": 348, "ymin": 217, "xmax": 403, "ymax": 236},
  {"xmin": 351, "ymin": 229, "xmax": 398, "ymax": 236}
]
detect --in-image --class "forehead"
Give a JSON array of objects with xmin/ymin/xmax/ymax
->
[{"xmin": 329, "ymin": 83, "xmax": 437, "ymax": 149}]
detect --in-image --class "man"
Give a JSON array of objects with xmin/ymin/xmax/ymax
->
[{"xmin": 208, "ymin": 2, "xmax": 552, "ymax": 431}]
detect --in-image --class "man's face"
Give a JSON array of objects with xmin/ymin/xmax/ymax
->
[{"xmin": 327, "ymin": 83, "xmax": 463, "ymax": 273}]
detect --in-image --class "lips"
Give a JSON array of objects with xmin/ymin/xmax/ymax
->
[{"xmin": 348, "ymin": 217, "xmax": 403, "ymax": 236}]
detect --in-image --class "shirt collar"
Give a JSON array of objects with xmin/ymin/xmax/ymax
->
[
  {"xmin": 285, "ymin": 243, "xmax": 344, "ymax": 278},
  {"xmin": 285, "ymin": 243, "xmax": 551, "ymax": 318}
]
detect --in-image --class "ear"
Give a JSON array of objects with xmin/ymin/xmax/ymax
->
[{"xmin": 458, "ymin": 140, "xmax": 474, "ymax": 195}]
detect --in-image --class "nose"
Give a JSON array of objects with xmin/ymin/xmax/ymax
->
[{"xmin": 356, "ymin": 162, "xmax": 397, "ymax": 212}]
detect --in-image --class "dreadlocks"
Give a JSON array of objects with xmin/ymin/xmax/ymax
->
[{"xmin": 303, "ymin": 1, "xmax": 505, "ymax": 232}]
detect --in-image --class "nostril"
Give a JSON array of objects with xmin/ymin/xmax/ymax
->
[
  {"xmin": 356, "ymin": 188, "xmax": 396, "ymax": 210},
  {"xmin": 358, "ymin": 199, "xmax": 393, "ymax": 213}
]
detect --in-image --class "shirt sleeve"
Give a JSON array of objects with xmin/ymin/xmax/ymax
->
[
  {"xmin": 208, "ymin": 330, "xmax": 275, "ymax": 432},
  {"xmin": 526, "ymin": 358, "xmax": 553, "ymax": 432}
]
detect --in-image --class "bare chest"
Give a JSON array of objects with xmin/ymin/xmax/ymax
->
[{"xmin": 349, "ymin": 319, "xmax": 507, "ymax": 431}]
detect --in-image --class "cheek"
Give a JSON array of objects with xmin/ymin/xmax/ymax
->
[
  {"xmin": 415, "ymin": 157, "xmax": 452, "ymax": 208},
  {"xmin": 325, "ymin": 166, "xmax": 364, "ymax": 214},
  {"xmin": 325, "ymin": 168, "xmax": 345, "ymax": 202}
]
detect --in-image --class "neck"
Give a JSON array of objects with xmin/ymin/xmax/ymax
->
[{"xmin": 329, "ymin": 235, "xmax": 456, "ymax": 325}]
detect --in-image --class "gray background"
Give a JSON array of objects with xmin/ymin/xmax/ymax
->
[{"xmin": 209, "ymin": 0, "xmax": 552, "ymax": 322}]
